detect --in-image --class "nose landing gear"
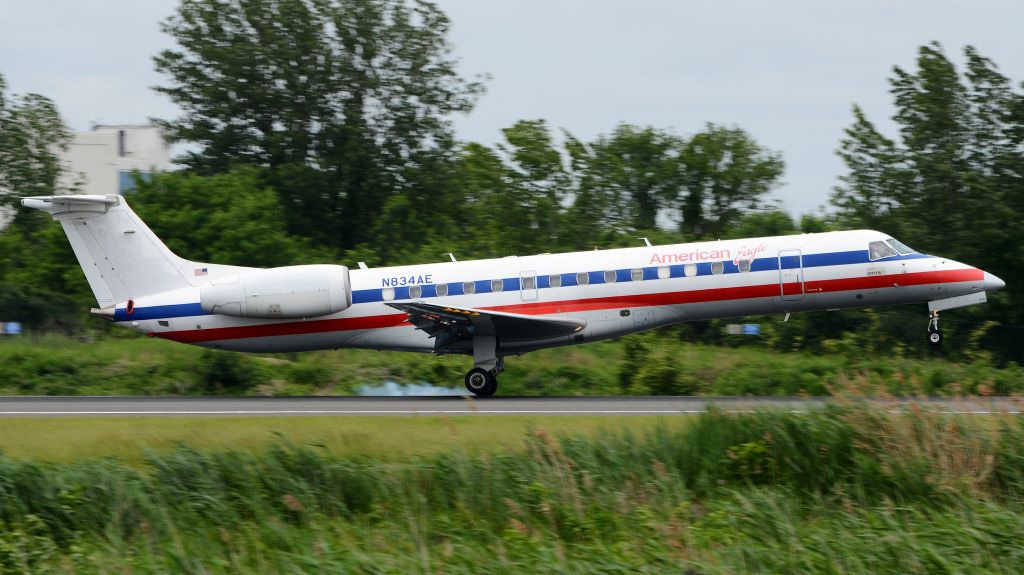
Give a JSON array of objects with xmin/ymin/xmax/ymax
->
[{"xmin": 927, "ymin": 311, "xmax": 943, "ymax": 347}]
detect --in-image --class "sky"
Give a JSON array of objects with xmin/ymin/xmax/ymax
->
[{"xmin": 1, "ymin": 0, "xmax": 1022, "ymax": 216}]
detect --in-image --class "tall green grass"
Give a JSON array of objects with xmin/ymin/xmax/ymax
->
[
  {"xmin": 0, "ymin": 405, "xmax": 1022, "ymax": 572},
  {"xmin": 2, "ymin": 332, "xmax": 1022, "ymax": 396}
]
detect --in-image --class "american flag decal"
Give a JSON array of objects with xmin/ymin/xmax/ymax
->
[{"xmin": 194, "ymin": 267, "xmax": 208, "ymax": 276}]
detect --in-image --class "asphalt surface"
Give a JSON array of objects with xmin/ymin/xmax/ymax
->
[{"xmin": 0, "ymin": 396, "xmax": 1020, "ymax": 417}]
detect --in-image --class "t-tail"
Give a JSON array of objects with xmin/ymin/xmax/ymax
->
[{"xmin": 21, "ymin": 195, "xmax": 246, "ymax": 318}]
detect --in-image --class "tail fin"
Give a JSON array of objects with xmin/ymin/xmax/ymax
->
[{"xmin": 22, "ymin": 194, "xmax": 237, "ymax": 307}]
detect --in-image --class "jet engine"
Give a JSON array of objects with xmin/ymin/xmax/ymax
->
[{"xmin": 200, "ymin": 265, "xmax": 351, "ymax": 319}]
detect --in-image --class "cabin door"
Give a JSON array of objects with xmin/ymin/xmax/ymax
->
[{"xmin": 778, "ymin": 249, "xmax": 805, "ymax": 301}]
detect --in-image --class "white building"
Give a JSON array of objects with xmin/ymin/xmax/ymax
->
[{"xmin": 58, "ymin": 124, "xmax": 174, "ymax": 195}]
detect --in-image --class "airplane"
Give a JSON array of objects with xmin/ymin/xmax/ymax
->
[{"xmin": 23, "ymin": 194, "xmax": 1005, "ymax": 397}]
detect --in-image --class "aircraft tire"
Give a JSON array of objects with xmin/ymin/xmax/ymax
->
[
  {"xmin": 928, "ymin": 330, "xmax": 943, "ymax": 347},
  {"xmin": 465, "ymin": 368, "xmax": 497, "ymax": 397}
]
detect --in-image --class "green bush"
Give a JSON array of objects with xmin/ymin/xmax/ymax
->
[
  {"xmin": 2, "ymin": 333, "xmax": 1024, "ymax": 397},
  {"xmin": 197, "ymin": 350, "xmax": 265, "ymax": 394},
  {"xmin": 0, "ymin": 406, "xmax": 1023, "ymax": 571}
]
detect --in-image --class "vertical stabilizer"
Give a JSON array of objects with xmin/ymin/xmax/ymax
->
[{"xmin": 21, "ymin": 195, "xmax": 232, "ymax": 306}]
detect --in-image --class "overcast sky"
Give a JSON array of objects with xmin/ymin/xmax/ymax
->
[{"xmin": 2, "ymin": 0, "xmax": 1022, "ymax": 215}]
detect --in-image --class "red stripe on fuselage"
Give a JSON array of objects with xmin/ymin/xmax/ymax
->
[
  {"xmin": 159, "ymin": 311, "xmax": 410, "ymax": 344},
  {"xmin": 808, "ymin": 268, "xmax": 981, "ymax": 293},
  {"xmin": 155, "ymin": 268, "xmax": 983, "ymax": 344}
]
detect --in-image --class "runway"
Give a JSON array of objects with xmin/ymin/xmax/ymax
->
[{"xmin": 0, "ymin": 396, "xmax": 1020, "ymax": 417}]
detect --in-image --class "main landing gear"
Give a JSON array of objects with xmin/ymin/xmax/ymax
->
[
  {"xmin": 927, "ymin": 311, "xmax": 943, "ymax": 347},
  {"xmin": 464, "ymin": 335, "xmax": 503, "ymax": 397},
  {"xmin": 465, "ymin": 367, "xmax": 498, "ymax": 397}
]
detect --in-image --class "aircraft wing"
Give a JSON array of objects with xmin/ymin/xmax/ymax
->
[{"xmin": 385, "ymin": 302, "xmax": 586, "ymax": 342}]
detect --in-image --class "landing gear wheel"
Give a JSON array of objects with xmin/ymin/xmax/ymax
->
[
  {"xmin": 928, "ymin": 329, "xmax": 943, "ymax": 347},
  {"xmin": 465, "ymin": 368, "xmax": 497, "ymax": 397}
]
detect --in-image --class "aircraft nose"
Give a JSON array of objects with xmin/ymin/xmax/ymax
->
[{"xmin": 983, "ymin": 272, "xmax": 1006, "ymax": 293}]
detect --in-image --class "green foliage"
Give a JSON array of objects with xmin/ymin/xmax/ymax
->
[
  {"xmin": 677, "ymin": 124, "xmax": 786, "ymax": 239},
  {"xmin": 153, "ymin": 0, "xmax": 484, "ymax": 253},
  {"xmin": 834, "ymin": 43, "xmax": 1024, "ymax": 361},
  {"xmin": 0, "ymin": 211, "xmax": 95, "ymax": 330},
  {"xmin": 724, "ymin": 439, "xmax": 777, "ymax": 484},
  {"xmin": 3, "ymin": 334, "xmax": 1023, "ymax": 398},
  {"xmin": 0, "ymin": 73, "xmax": 70, "ymax": 210},
  {"xmin": 0, "ymin": 407, "xmax": 1023, "ymax": 571},
  {"xmin": 568, "ymin": 123, "xmax": 684, "ymax": 234},
  {"xmin": 130, "ymin": 168, "xmax": 334, "ymax": 267},
  {"xmin": 728, "ymin": 208, "xmax": 799, "ymax": 239},
  {"xmin": 197, "ymin": 350, "xmax": 265, "ymax": 394},
  {"xmin": 0, "ymin": 74, "xmax": 85, "ymax": 329}
]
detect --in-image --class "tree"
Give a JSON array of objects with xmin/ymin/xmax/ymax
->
[
  {"xmin": 130, "ymin": 168, "xmax": 335, "ymax": 267},
  {"xmin": 571, "ymin": 124, "xmax": 684, "ymax": 234},
  {"xmin": 0, "ymin": 73, "xmax": 81, "ymax": 330},
  {"xmin": 0, "ymin": 72, "xmax": 69, "ymax": 212},
  {"xmin": 833, "ymin": 43, "xmax": 1024, "ymax": 361},
  {"xmin": 563, "ymin": 123, "xmax": 783, "ymax": 248},
  {"xmin": 832, "ymin": 106, "xmax": 912, "ymax": 234},
  {"xmin": 496, "ymin": 120, "xmax": 569, "ymax": 254},
  {"xmin": 443, "ymin": 142, "xmax": 512, "ymax": 258},
  {"xmin": 677, "ymin": 124, "xmax": 785, "ymax": 240},
  {"xmin": 727, "ymin": 209, "xmax": 798, "ymax": 239},
  {"xmin": 153, "ymin": 0, "xmax": 484, "ymax": 252},
  {"xmin": 834, "ymin": 44, "xmax": 1024, "ymax": 259}
]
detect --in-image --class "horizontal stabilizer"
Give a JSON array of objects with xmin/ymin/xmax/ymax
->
[{"xmin": 22, "ymin": 195, "xmax": 120, "ymax": 219}]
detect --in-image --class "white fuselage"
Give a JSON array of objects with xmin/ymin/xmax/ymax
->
[{"xmin": 114, "ymin": 230, "xmax": 998, "ymax": 355}]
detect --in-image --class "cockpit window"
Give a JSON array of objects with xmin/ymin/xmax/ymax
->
[
  {"xmin": 868, "ymin": 240, "xmax": 898, "ymax": 261},
  {"xmin": 886, "ymin": 238, "xmax": 916, "ymax": 255}
]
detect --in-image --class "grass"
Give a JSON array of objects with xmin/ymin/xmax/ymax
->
[
  {"xmin": 0, "ymin": 404, "xmax": 1023, "ymax": 572},
  {"xmin": 2, "ymin": 331, "xmax": 1023, "ymax": 397},
  {"xmin": 0, "ymin": 415, "xmax": 686, "ymax": 464}
]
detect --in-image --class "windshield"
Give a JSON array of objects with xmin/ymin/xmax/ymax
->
[
  {"xmin": 868, "ymin": 240, "xmax": 898, "ymax": 260},
  {"xmin": 886, "ymin": 238, "xmax": 916, "ymax": 255}
]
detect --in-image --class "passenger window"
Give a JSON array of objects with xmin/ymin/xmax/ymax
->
[
  {"xmin": 491, "ymin": 279, "xmax": 504, "ymax": 292},
  {"xmin": 382, "ymin": 287, "xmax": 395, "ymax": 301},
  {"xmin": 630, "ymin": 268, "xmax": 643, "ymax": 282},
  {"xmin": 549, "ymin": 274, "xmax": 562, "ymax": 287},
  {"xmin": 657, "ymin": 266, "xmax": 670, "ymax": 279},
  {"xmin": 436, "ymin": 283, "xmax": 448, "ymax": 297},
  {"xmin": 738, "ymin": 258, "xmax": 751, "ymax": 273},
  {"xmin": 576, "ymin": 272, "xmax": 590, "ymax": 285},
  {"xmin": 409, "ymin": 285, "xmax": 422, "ymax": 299},
  {"xmin": 604, "ymin": 270, "xmax": 616, "ymax": 283},
  {"xmin": 521, "ymin": 276, "xmax": 536, "ymax": 290},
  {"xmin": 711, "ymin": 261, "xmax": 724, "ymax": 275},
  {"xmin": 684, "ymin": 263, "xmax": 697, "ymax": 277},
  {"xmin": 463, "ymin": 281, "xmax": 476, "ymax": 295},
  {"xmin": 868, "ymin": 240, "xmax": 898, "ymax": 261}
]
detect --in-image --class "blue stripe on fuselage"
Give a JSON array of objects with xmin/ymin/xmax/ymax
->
[
  {"xmin": 116, "ymin": 250, "xmax": 935, "ymax": 319},
  {"xmin": 351, "ymin": 250, "xmax": 932, "ymax": 303},
  {"xmin": 114, "ymin": 302, "xmax": 206, "ymax": 322}
]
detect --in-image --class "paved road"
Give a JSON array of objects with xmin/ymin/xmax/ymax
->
[{"xmin": 0, "ymin": 396, "xmax": 1020, "ymax": 417}]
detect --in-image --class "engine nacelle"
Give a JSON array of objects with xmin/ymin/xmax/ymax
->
[{"xmin": 200, "ymin": 265, "xmax": 351, "ymax": 319}]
